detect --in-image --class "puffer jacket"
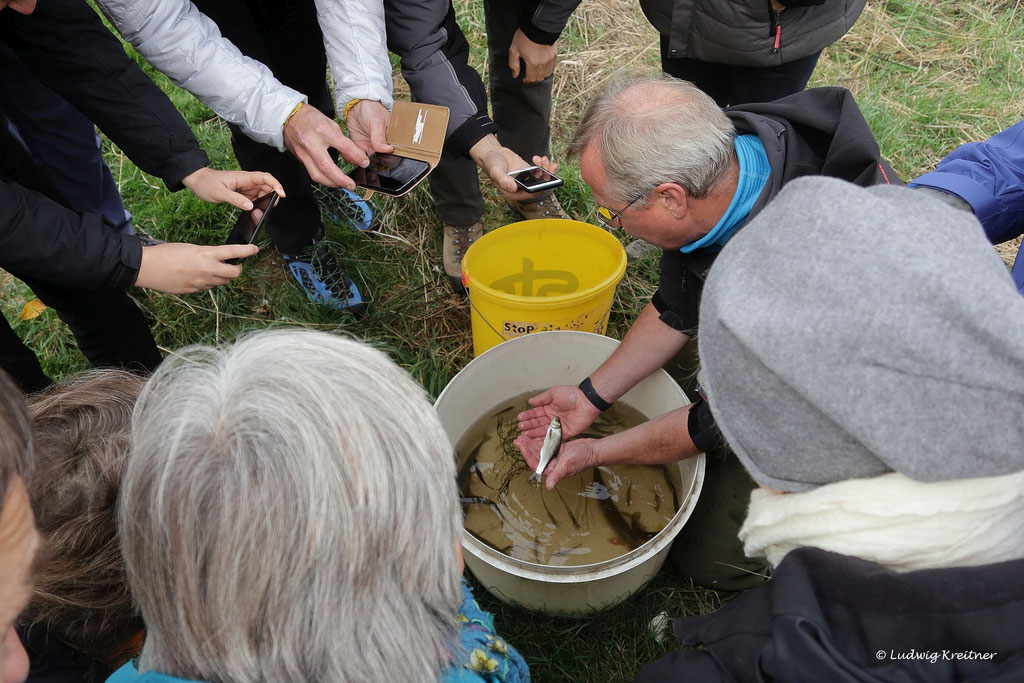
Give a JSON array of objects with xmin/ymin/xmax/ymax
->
[
  {"xmin": 640, "ymin": 0, "xmax": 867, "ymax": 68},
  {"xmin": 97, "ymin": 0, "xmax": 392, "ymax": 152}
]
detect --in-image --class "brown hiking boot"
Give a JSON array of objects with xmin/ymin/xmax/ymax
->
[
  {"xmin": 442, "ymin": 221, "xmax": 482, "ymax": 291},
  {"xmin": 507, "ymin": 191, "xmax": 568, "ymax": 221}
]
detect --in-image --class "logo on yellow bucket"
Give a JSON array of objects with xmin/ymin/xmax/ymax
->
[
  {"xmin": 502, "ymin": 309, "xmax": 610, "ymax": 339},
  {"xmin": 489, "ymin": 258, "xmax": 579, "ymax": 297}
]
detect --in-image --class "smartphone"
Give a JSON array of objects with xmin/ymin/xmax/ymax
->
[
  {"xmin": 224, "ymin": 190, "xmax": 277, "ymax": 265},
  {"xmin": 508, "ymin": 166, "xmax": 563, "ymax": 193},
  {"xmin": 349, "ymin": 153, "xmax": 431, "ymax": 197}
]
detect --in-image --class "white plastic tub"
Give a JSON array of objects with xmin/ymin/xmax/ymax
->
[{"xmin": 435, "ymin": 331, "xmax": 705, "ymax": 616}]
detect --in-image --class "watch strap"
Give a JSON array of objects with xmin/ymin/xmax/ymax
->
[{"xmin": 578, "ymin": 377, "xmax": 612, "ymax": 412}]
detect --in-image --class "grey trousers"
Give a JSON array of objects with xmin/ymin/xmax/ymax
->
[
  {"xmin": 428, "ymin": 0, "xmax": 554, "ymax": 226},
  {"xmin": 665, "ymin": 339, "xmax": 771, "ymax": 591}
]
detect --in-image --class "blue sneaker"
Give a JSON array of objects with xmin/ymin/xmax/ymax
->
[
  {"xmin": 281, "ymin": 244, "xmax": 365, "ymax": 312},
  {"xmin": 314, "ymin": 184, "xmax": 374, "ymax": 231}
]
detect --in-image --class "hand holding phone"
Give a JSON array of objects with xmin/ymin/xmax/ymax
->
[
  {"xmin": 508, "ymin": 166, "xmax": 563, "ymax": 193},
  {"xmin": 348, "ymin": 153, "xmax": 431, "ymax": 197},
  {"xmin": 224, "ymin": 190, "xmax": 278, "ymax": 264}
]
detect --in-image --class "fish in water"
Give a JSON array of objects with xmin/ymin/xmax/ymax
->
[{"xmin": 529, "ymin": 417, "xmax": 562, "ymax": 482}]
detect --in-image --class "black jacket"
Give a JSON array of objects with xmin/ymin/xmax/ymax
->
[
  {"xmin": 0, "ymin": 0, "xmax": 209, "ymax": 190},
  {"xmin": 637, "ymin": 548, "xmax": 1024, "ymax": 682},
  {"xmin": 518, "ymin": 0, "xmax": 583, "ymax": 45},
  {"xmin": 0, "ymin": 0, "xmax": 210, "ymax": 288},
  {"xmin": 653, "ymin": 87, "xmax": 898, "ymax": 334},
  {"xmin": 18, "ymin": 624, "xmax": 114, "ymax": 683},
  {"xmin": 0, "ymin": 175, "xmax": 141, "ymax": 290},
  {"xmin": 640, "ymin": 0, "xmax": 866, "ymax": 67}
]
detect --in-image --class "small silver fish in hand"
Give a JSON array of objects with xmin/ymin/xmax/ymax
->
[{"xmin": 529, "ymin": 417, "xmax": 562, "ymax": 483}]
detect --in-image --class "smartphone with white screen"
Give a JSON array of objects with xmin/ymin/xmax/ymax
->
[{"xmin": 508, "ymin": 166, "xmax": 563, "ymax": 193}]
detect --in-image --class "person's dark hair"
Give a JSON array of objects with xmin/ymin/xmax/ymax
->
[
  {"xmin": 0, "ymin": 368, "xmax": 33, "ymax": 499},
  {"xmin": 22, "ymin": 370, "xmax": 145, "ymax": 662}
]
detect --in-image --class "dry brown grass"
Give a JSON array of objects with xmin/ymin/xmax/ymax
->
[{"xmin": 551, "ymin": 0, "xmax": 660, "ymax": 140}]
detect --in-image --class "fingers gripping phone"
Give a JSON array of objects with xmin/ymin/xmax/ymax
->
[
  {"xmin": 508, "ymin": 166, "xmax": 563, "ymax": 193},
  {"xmin": 349, "ymin": 153, "xmax": 431, "ymax": 197},
  {"xmin": 224, "ymin": 190, "xmax": 278, "ymax": 265}
]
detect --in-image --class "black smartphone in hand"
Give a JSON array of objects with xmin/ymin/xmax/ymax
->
[
  {"xmin": 349, "ymin": 153, "xmax": 431, "ymax": 197},
  {"xmin": 224, "ymin": 190, "xmax": 277, "ymax": 265},
  {"xmin": 508, "ymin": 166, "xmax": 563, "ymax": 193}
]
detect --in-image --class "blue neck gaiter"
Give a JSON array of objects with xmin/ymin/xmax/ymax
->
[{"xmin": 680, "ymin": 134, "xmax": 771, "ymax": 254}]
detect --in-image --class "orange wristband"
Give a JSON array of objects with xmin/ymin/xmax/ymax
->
[
  {"xmin": 341, "ymin": 98, "xmax": 361, "ymax": 122},
  {"xmin": 283, "ymin": 101, "xmax": 305, "ymax": 130}
]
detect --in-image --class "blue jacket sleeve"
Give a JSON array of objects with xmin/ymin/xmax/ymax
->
[{"xmin": 909, "ymin": 120, "xmax": 1024, "ymax": 245}]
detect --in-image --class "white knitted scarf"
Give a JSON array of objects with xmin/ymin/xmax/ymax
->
[{"xmin": 739, "ymin": 470, "xmax": 1024, "ymax": 572}]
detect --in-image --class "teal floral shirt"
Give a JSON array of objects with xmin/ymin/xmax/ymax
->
[
  {"xmin": 442, "ymin": 581, "xmax": 530, "ymax": 683},
  {"xmin": 108, "ymin": 580, "xmax": 527, "ymax": 683}
]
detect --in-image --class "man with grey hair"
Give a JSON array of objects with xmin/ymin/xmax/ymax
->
[
  {"xmin": 518, "ymin": 74, "xmax": 895, "ymax": 589},
  {"xmin": 0, "ymin": 369, "xmax": 40, "ymax": 683},
  {"xmin": 110, "ymin": 329, "xmax": 527, "ymax": 683}
]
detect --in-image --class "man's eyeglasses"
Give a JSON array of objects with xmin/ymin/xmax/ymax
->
[{"xmin": 596, "ymin": 192, "xmax": 647, "ymax": 229}]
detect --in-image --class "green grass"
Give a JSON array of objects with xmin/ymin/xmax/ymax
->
[
  {"xmin": 4, "ymin": 0, "xmax": 1023, "ymax": 680},
  {"xmin": 468, "ymin": 571, "xmax": 733, "ymax": 682}
]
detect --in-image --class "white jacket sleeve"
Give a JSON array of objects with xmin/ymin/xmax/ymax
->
[
  {"xmin": 96, "ymin": 0, "xmax": 305, "ymax": 151},
  {"xmin": 315, "ymin": 0, "xmax": 393, "ymax": 112}
]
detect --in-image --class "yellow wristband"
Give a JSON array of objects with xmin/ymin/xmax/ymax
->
[
  {"xmin": 341, "ymin": 98, "xmax": 361, "ymax": 122},
  {"xmin": 283, "ymin": 101, "xmax": 305, "ymax": 130}
]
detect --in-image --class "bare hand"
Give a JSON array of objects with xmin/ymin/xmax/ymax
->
[
  {"xmin": 518, "ymin": 384, "xmax": 601, "ymax": 439},
  {"xmin": 181, "ymin": 167, "xmax": 285, "ymax": 211},
  {"xmin": 508, "ymin": 28, "xmax": 557, "ymax": 83},
  {"xmin": 515, "ymin": 384, "xmax": 601, "ymax": 474},
  {"xmin": 346, "ymin": 100, "xmax": 394, "ymax": 156},
  {"xmin": 283, "ymin": 104, "xmax": 368, "ymax": 189},
  {"xmin": 469, "ymin": 134, "xmax": 560, "ymax": 202},
  {"xmin": 514, "ymin": 436, "xmax": 601, "ymax": 489},
  {"xmin": 135, "ymin": 242, "xmax": 258, "ymax": 294}
]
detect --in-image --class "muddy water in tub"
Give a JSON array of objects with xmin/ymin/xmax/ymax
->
[{"xmin": 457, "ymin": 392, "xmax": 682, "ymax": 566}]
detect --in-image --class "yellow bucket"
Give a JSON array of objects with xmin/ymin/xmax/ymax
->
[{"xmin": 463, "ymin": 219, "xmax": 627, "ymax": 356}]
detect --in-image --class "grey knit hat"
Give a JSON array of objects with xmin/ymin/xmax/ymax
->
[{"xmin": 699, "ymin": 176, "xmax": 1024, "ymax": 492}]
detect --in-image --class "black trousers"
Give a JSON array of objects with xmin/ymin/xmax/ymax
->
[
  {"xmin": 0, "ymin": 280, "xmax": 160, "ymax": 394},
  {"xmin": 188, "ymin": 0, "xmax": 332, "ymax": 254},
  {"xmin": 427, "ymin": 0, "xmax": 554, "ymax": 226},
  {"xmin": 660, "ymin": 35, "xmax": 821, "ymax": 107}
]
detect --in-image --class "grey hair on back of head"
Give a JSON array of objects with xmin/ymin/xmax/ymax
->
[
  {"xmin": 0, "ymin": 369, "xmax": 33, "ymax": 502},
  {"xmin": 120, "ymin": 329, "xmax": 462, "ymax": 683},
  {"xmin": 569, "ymin": 73, "xmax": 735, "ymax": 204}
]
